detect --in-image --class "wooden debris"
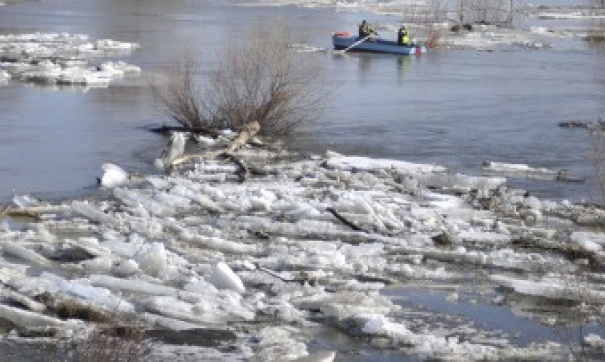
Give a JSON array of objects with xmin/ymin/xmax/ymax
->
[
  {"xmin": 224, "ymin": 120, "xmax": 261, "ymax": 153},
  {"xmin": 149, "ymin": 124, "xmax": 220, "ymax": 137},
  {"xmin": 218, "ymin": 152, "xmax": 249, "ymax": 182},
  {"xmin": 168, "ymin": 120, "xmax": 261, "ymax": 174},
  {"xmin": 326, "ymin": 207, "xmax": 371, "ymax": 233}
]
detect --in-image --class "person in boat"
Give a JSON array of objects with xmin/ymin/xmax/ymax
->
[
  {"xmin": 397, "ymin": 25, "xmax": 411, "ymax": 46},
  {"xmin": 358, "ymin": 20, "xmax": 378, "ymax": 40}
]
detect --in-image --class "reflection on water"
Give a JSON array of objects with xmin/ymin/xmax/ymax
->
[
  {"xmin": 384, "ymin": 287, "xmax": 605, "ymax": 348},
  {"xmin": 0, "ymin": 76, "xmax": 161, "ymax": 201},
  {"xmin": 396, "ymin": 55, "xmax": 411, "ymax": 81}
]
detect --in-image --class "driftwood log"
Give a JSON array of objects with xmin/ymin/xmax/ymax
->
[
  {"xmin": 326, "ymin": 207, "xmax": 371, "ymax": 233},
  {"xmin": 168, "ymin": 121, "xmax": 261, "ymax": 179},
  {"xmin": 224, "ymin": 120, "xmax": 260, "ymax": 153},
  {"xmin": 218, "ymin": 152, "xmax": 249, "ymax": 182},
  {"xmin": 149, "ymin": 124, "xmax": 221, "ymax": 137}
]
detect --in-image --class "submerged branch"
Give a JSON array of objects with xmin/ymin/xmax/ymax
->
[
  {"xmin": 326, "ymin": 207, "xmax": 371, "ymax": 233},
  {"xmin": 149, "ymin": 124, "xmax": 220, "ymax": 137}
]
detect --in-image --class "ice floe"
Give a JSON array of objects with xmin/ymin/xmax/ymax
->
[
  {"xmin": 0, "ymin": 5, "xmax": 604, "ymax": 359},
  {"xmin": 98, "ymin": 163, "xmax": 130, "ymax": 188},
  {"xmin": 481, "ymin": 160, "xmax": 573, "ymax": 182},
  {"xmin": 209, "ymin": 262, "xmax": 246, "ymax": 293},
  {"xmin": 2, "ymin": 134, "xmax": 605, "ymax": 359},
  {"xmin": 0, "ymin": 32, "xmax": 140, "ymax": 88}
]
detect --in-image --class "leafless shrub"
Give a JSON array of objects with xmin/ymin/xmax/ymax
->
[
  {"xmin": 398, "ymin": 0, "xmax": 521, "ymax": 46},
  {"xmin": 153, "ymin": 49, "xmax": 214, "ymax": 132},
  {"xmin": 456, "ymin": 0, "xmax": 521, "ymax": 27},
  {"xmin": 394, "ymin": 0, "xmax": 449, "ymax": 24},
  {"xmin": 410, "ymin": 0, "xmax": 523, "ymax": 26},
  {"xmin": 428, "ymin": 0, "xmax": 450, "ymax": 22},
  {"xmin": 417, "ymin": 24, "xmax": 445, "ymax": 48},
  {"xmin": 154, "ymin": 23, "xmax": 328, "ymax": 137}
]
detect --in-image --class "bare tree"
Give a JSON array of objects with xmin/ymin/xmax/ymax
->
[
  {"xmin": 154, "ymin": 23, "xmax": 328, "ymax": 137},
  {"xmin": 153, "ymin": 49, "xmax": 215, "ymax": 133},
  {"xmin": 455, "ymin": 0, "xmax": 523, "ymax": 27}
]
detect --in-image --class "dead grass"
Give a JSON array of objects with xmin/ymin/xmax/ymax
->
[
  {"xmin": 56, "ymin": 300, "xmax": 111, "ymax": 323},
  {"xmin": 64, "ymin": 319, "xmax": 151, "ymax": 362}
]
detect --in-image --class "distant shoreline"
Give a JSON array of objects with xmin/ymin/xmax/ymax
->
[{"xmin": 0, "ymin": 0, "xmax": 27, "ymax": 6}]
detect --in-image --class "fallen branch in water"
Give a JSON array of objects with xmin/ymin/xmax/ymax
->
[
  {"xmin": 224, "ymin": 121, "xmax": 260, "ymax": 154},
  {"xmin": 168, "ymin": 121, "xmax": 261, "ymax": 179},
  {"xmin": 259, "ymin": 267, "xmax": 305, "ymax": 284},
  {"xmin": 558, "ymin": 119, "xmax": 605, "ymax": 131},
  {"xmin": 0, "ymin": 204, "xmax": 11, "ymax": 219},
  {"xmin": 326, "ymin": 207, "xmax": 371, "ymax": 233},
  {"xmin": 218, "ymin": 152, "xmax": 249, "ymax": 182},
  {"xmin": 2, "ymin": 207, "xmax": 42, "ymax": 221},
  {"xmin": 149, "ymin": 124, "xmax": 220, "ymax": 137}
]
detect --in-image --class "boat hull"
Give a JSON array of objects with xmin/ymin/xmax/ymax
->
[{"xmin": 332, "ymin": 34, "xmax": 427, "ymax": 55}]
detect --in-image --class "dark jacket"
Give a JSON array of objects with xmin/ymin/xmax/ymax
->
[{"xmin": 358, "ymin": 21, "xmax": 377, "ymax": 38}]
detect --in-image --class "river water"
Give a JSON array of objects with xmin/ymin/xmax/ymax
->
[
  {"xmin": 1, "ymin": 1, "xmax": 605, "ymax": 359},
  {"xmin": 0, "ymin": 0, "xmax": 604, "ymax": 203}
]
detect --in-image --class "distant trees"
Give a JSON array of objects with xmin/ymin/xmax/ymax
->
[
  {"xmin": 417, "ymin": 0, "xmax": 523, "ymax": 29},
  {"xmin": 456, "ymin": 0, "xmax": 519, "ymax": 27},
  {"xmin": 154, "ymin": 23, "xmax": 328, "ymax": 137}
]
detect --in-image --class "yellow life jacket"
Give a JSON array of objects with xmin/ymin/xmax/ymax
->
[{"xmin": 398, "ymin": 28, "xmax": 410, "ymax": 45}]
